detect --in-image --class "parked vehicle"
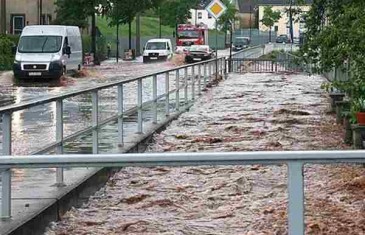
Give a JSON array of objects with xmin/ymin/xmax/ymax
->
[
  {"xmin": 13, "ymin": 25, "xmax": 82, "ymax": 80},
  {"xmin": 176, "ymin": 24, "xmax": 209, "ymax": 53},
  {"xmin": 143, "ymin": 39, "xmax": 173, "ymax": 63},
  {"xmin": 185, "ymin": 45, "xmax": 214, "ymax": 63},
  {"xmin": 233, "ymin": 37, "xmax": 250, "ymax": 51},
  {"xmin": 276, "ymin": 34, "xmax": 291, "ymax": 43}
]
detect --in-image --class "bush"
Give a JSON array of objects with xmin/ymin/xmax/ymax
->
[
  {"xmin": 0, "ymin": 35, "xmax": 17, "ymax": 71},
  {"xmin": 82, "ymin": 35, "xmax": 106, "ymax": 61}
]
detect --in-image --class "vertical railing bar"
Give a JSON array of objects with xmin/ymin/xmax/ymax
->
[
  {"xmin": 175, "ymin": 69, "xmax": 180, "ymax": 111},
  {"xmin": 92, "ymin": 90, "xmax": 99, "ymax": 154},
  {"xmin": 288, "ymin": 161, "xmax": 305, "ymax": 235},
  {"xmin": 209, "ymin": 61, "xmax": 212, "ymax": 82},
  {"xmin": 184, "ymin": 67, "xmax": 188, "ymax": 106},
  {"xmin": 203, "ymin": 63, "xmax": 207, "ymax": 88},
  {"xmin": 55, "ymin": 99, "xmax": 65, "ymax": 186},
  {"xmin": 165, "ymin": 72, "xmax": 170, "ymax": 116},
  {"xmin": 118, "ymin": 84, "xmax": 124, "ymax": 146},
  {"xmin": 192, "ymin": 65, "xmax": 195, "ymax": 101},
  {"xmin": 198, "ymin": 64, "xmax": 202, "ymax": 95},
  {"xmin": 1, "ymin": 112, "xmax": 12, "ymax": 219},
  {"xmin": 137, "ymin": 78, "xmax": 143, "ymax": 133},
  {"xmin": 152, "ymin": 75, "xmax": 158, "ymax": 124}
]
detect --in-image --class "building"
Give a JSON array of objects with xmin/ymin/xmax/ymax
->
[
  {"xmin": 257, "ymin": 0, "xmax": 312, "ymax": 38},
  {"xmin": 236, "ymin": 0, "xmax": 257, "ymax": 29},
  {"xmin": 0, "ymin": 0, "xmax": 56, "ymax": 34},
  {"xmin": 187, "ymin": 0, "xmax": 243, "ymax": 30}
]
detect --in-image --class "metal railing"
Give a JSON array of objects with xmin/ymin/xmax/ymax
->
[
  {"xmin": 1, "ymin": 150, "xmax": 364, "ymax": 235},
  {"xmin": 0, "ymin": 56, "xmax": 227, "ymax": 219}
]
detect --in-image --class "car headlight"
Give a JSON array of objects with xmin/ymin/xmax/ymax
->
[{"xmin": 13, "ymin": 60, "xmax": 20, "ymax": 65}]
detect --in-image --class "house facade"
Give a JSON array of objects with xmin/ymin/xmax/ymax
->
[
  {"xmin": 257, "ymin": 0, "xmax": 312, "ymax": 38},
  {"xmin": 0, "ymin": 0, "xmax": 56, "ymax": 34}
]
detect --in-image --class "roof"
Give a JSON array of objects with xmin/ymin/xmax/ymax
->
[
  {"xmin": 256, "ymin": 0, "xmax": 313, "ymax": 5},
  {"xmin": 147, "ymin": 39, "xmax": 171, "ymax": 43}
]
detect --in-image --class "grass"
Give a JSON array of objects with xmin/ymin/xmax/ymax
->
[{"xmin": 97, "ymin": 16, "xmax": 174, "ymax": 38}]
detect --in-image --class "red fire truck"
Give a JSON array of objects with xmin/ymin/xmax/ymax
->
[{"xmin": 176, "ymin": 23, "xmax": 209, "ymax": 53}]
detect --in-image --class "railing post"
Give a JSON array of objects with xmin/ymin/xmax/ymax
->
[
  {"xmin": 209, "ymin": 61, "xmax": 212, "ymax": 82},
  {"xmin": 92, "ymin": 90, "xmax": 99, "ymax": 154},
  {"xmin": 198, "ymin": 64, "xmax": 202, "ymax": 95},
  {"xmin": 288, "ymin": 162, "xmax": 304, "ymax": 235},
  {"xmin": 203, "ymin": 63, "xmax": 207, "ymax": 88},
  {"xmin": 165, "ymin": 72, "xmax": 170, "ymax": 116},
  {"xmin": 175, "ymin": 69, "xmax": 180, "ymax": 111},
  {"xmin": 55, "ymin": 99, "xmax": 65, "ymax": 186},
  {"xmin": 137, "ymin": 78, "xmax": 143, "ymax": 133},
  {"xmin": 152, "ymin": 75, "xmax": 158, "ymax": 124},
  {"xmin": 1, "ymin": 112, "xmax": 12, "ymax": 219},
  {"xmin": 192, "ymin": 65, "xmax": 195, "ymax": 101},
  {"xmin": 184, "ymin": 67, "xmax": 188, "ymax": 106},
  {"xmin": 118, "ymin": 84, "xmax": 124, "ymax": 145}
]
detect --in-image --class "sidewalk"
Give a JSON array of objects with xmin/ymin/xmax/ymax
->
[{"xmin": 46, "ymin": 72, "xmax": 365, "ymax": 234}]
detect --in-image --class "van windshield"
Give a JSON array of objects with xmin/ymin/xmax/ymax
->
[
  {"xmin": 146, "ymin": 42, "xmax": 167, "ymax": 50},
  {"xmin": 18, "ymin": 36, "xmax": 63, "ymax": 53}
]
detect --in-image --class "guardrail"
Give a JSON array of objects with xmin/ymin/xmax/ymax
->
[
  {"xmin": 0, "ymin": 45, "xmax": 282, "ymax": 225},
  {"xmin": 0, "ymin": 56, "xmax": 227, "ymax": 218},
  {"xmin": 1, "ymin": 150, "xmax": 365, "ymax": 235}
]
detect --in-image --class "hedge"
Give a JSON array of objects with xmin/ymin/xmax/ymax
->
[{"xmin": 0, "ymin": 35, "xmax": 16, "ymax": 71}]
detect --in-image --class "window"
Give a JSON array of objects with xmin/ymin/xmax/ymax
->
[
  {"xmin": 11, "ymin": 14, "xmax": 25, "ymax": 35},
  {"xmin": 198, "ymin": 12, "xmax": 202, "ymax": 19},
  {"xmin": 208, "ymin": 13, "xmax": 212, "ymax": 19},
  {"xmin": 41, "ymin": 14, "xmax": 52, "ymax": 25}
]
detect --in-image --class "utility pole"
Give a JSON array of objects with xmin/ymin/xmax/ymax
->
[
  {"xmin": 116, "ymin": 22, "xmax": 119, "ymax": 63},
  {"xmin": 39, "ymin": 0, "xmax": 43, "ymax": 25},
  {"xmin": 0, "ymin": 0, "xmax": 6, "ymax": 34},
  {"xmin": 249, "ymin": 5, "xmax": 252, "ymax": 39},
  {"xmin": 136, "ymin": 13, "xmax": 141, "ymax": 57},
  {"xmin": 289, "ymin": 0, "xmax": 294, "ymax": 44},
  {"xmin": 159, "ymin": 8, "xmax": 162, "ymax": 38}
]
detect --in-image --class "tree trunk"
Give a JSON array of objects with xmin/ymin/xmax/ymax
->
[
  {"xmin": 128, "ymin": 21, "xmax": 132, "ymax": 50},
  {"xmin": 91, "ymin": 13, "xmax": 99, "ymax": 65},
  {"xmin": 0, "ymin": 0, "xmax": 6, "ymax": 34}
]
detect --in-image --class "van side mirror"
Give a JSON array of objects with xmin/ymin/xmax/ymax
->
[
  {"xmin": 11, "ymin": 46, "xmax": 17, "ymax": 55},
  {"xmin": 143, "ymin": 47, "xmax": 145, "ymax": 51},
  {"xmin": 167, "ymin": 46, "xmax": 170, "ymax": 50},
  {"xmin": 64, "ymin": 46, "xmax": 71, "ymax": 55}
]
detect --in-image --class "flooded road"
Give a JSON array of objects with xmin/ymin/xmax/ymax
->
[{"xmin": 45, "ymin": 72, "xmax": 365, "ymax": 234}]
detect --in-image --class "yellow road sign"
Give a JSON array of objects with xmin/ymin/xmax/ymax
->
[{"xmin": 205, "ymin": 0, "xmax": 227, "ymax": 19}]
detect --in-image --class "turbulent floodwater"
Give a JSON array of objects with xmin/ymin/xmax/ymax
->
[{"xmin": 45, "ymin": 72, "xmax": 365, "ymax": 235}]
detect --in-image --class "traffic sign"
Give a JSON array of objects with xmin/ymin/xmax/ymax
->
[{"xmin": 205, "ymin": 0, "xmax": 227, "ymax": 19}]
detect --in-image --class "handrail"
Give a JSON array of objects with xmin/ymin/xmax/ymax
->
[{"xmin": 1, "ymin": 150, "xmax": 364, "ymax": 235}]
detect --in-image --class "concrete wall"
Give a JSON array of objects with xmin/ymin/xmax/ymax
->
[
  {"xmin": 258, "ymin": 5, "xmax": 310, "ymax": 38},
  {"xmin": 2, "ymin": 0, "xmax": 56, "ymax": 34}
]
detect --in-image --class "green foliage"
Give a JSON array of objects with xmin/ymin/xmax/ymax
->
[
  {"xmin": 261, "ymin": 6, "xmax": 281, "ymax": 29},
  {"xmin": 302, "ymin": 0, "xmax": 365, "ymax": 123},
  {"xmin": 107, "ymin": 0, "xmax": 162, "ymax": 26},
  {"xmin": 0, "ymin": 35, "xmax": 16, "ymax": 71},
  {"xmin": 217, "ymin": 0, "xmax": 238, "ymax": 32},
  {"xmin": 160, "ymin": 0, "xmax": 200, "ymax": 27}
]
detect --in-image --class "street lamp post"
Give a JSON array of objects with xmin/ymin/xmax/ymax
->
[{"xmin": 249, "ymin": 5, "xmax": 252, "ymax": 39}]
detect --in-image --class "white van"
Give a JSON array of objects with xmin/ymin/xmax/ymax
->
[
  {"xmin": 13, "ymin": 25, "xmax": 82, "ymax": 79},
  {"xmin": 143, "ymin": 39, "xmax": 173, "ymax": 63}
]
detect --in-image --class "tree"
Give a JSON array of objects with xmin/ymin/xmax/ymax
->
[
  {"xmin": 160, "ymin": 0, "xmax": 200, "ymax": 28},
  {"xmin": 107, "ymin": 0, "xmax": 162, "ymax": 49},
  {"xmin": 302, "ymin": 0, "xmax": 365, "ymax": 121},
  {"xmin": 217, "ymin": 0, "xmax": 238, "ymax": 32},
  {"xmin": 260, "ymin": 6, "xmax": 281, "ymax": 42}
]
